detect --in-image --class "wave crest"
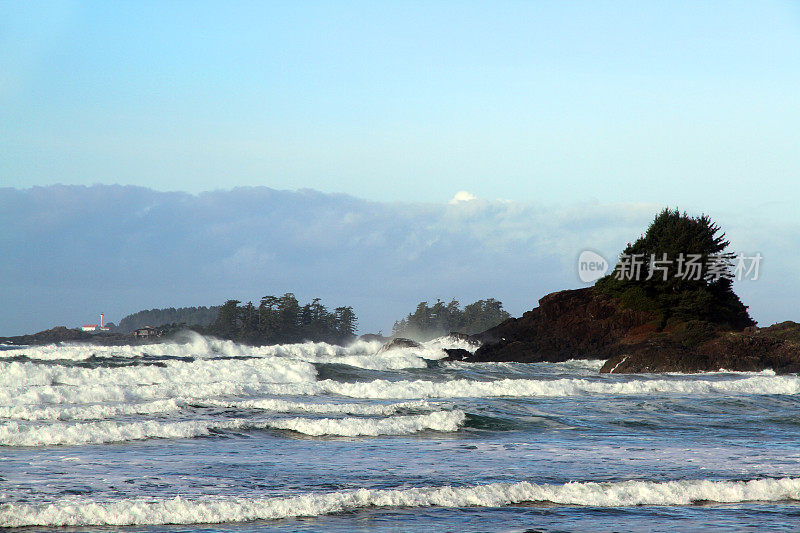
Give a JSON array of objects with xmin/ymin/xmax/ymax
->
[{"xmin": 3, "ymin": 477, "xmax": 799, "ymax": 527}]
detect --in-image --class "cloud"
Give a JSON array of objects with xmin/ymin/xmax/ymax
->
[
  {"xmin": 0, "ymin": 185, "xmax": 793, "ymax": 335},
  {"xmin": 448, "ymin": 191, "xmax": 478, "ymax": 204}
]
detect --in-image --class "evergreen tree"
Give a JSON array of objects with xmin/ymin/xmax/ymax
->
[
  {"xmin": 392, "ymin": 298, "xmax": 511, "ymax": 340},
  {"xmin": 596, "ymin": 208, "xmax": 754, "ymax": 330}
]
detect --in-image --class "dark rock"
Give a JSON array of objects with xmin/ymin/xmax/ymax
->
[
  {"xmin": 0, "ymin": 326, "xmax": 161, "ymax": 347},
  {"xmin": 600, "ymin": 322, "xmax": 800, "ymax": 374},
  {"xmin": 465, "ymin": 288, "xmax": 655, "ymax": 363},
  {"xmin": 443, "ymin": 348, "xmax": 472, "ymax": 361},
  {"xmin": 0, "ymin": 326, "xmax": 93, "ymax": 345},
  {"xmin": 359, "ymin": 333, "xmax": 389, "ymax": 343},
  {"xmin": 460, "ymin": 287, "xmax": 800, "ymax": 374},
  {"xmin": 376, "ymin": 337, "xmax": 422, "ymax": 354}
]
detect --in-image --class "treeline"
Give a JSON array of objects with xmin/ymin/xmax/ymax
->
[
  {"xmin": 392, "ymin": 298, "xmax": 511, "ymax": 341},
  {"xmin": 206, "ymin": 294, "xmax": 357, "ymax": 346},
  {"xmin": 117, "ymin": 306, "xmax": 220, "ymax": 333}
]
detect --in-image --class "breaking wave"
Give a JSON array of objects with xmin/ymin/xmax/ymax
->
[
  {"xmin": 264, "ymin": 410, "xmax": 466, "ymax": 437},
  {"xmin": 3, "ymin": 372, "xmax": 800, "ymax": 411},
  {"xmin": 3, "ymin": 477, "xmax": 799, "ymax": 527},
  {"xmin": 289, "ymin": 374, "xmax": 800, "ymax": 399},
  {"xmin": 0, "ymin": 410, "xmax": 466, "ymax": 446},
  {"xmin": 0, "ymin": 397, "xmax": 434, "ymax": 421},
  {"xmin": 0, "ymin": 334, "xmax": 460, "ymax": 371}
]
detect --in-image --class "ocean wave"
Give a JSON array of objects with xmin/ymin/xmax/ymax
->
[
  {"xmin": 0, "ymin": 399, "xmax": 183, "ymax": 421},
  {"xmin": 0, "ymin": 356, "xmax": 317, "ymax": 391},
  {"xmin": 265, "ymin": 410, "xmax": 465, "ymax": 437},
  {"xmin": 3, "ymin": 477, "xmax": 799, "ymax": 527},
  {"xmin": 199, "ymin": 398, "xmax": 434, "ymax": 416},
  {"xmin": 308, "ymin": 374, "xmax": 800, "ymax": 399},
  {"xmin": 424, "ymin": 334, "xmax": 481, "ymax": 353},
  {"xmin": 0, "ymin": 410, "xmax": 465, "ymax": 445},
  {"xmin": 0, "ymin": 395, "xmax": 434, "ymax": 421},
  {"xmin": 0, "ymin": 335, "xmax": 442, "ymax": 370},
  {"xmin": 3, "ymin": 373, "xmax": 799, "ymax": 411}
]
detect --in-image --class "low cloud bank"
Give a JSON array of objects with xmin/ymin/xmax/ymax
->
[{"xmin": 0, "ymin": 185, "xmax": 793, "ymax": 335}]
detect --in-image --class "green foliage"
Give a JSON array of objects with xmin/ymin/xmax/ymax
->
[
  {"xmin": 392, "ymin": 298, "xmax": 511, "ymax": 341},
  {"xmin": 206, "ymin": 293, "xmax": 357, "ymax": 346},
  {"xmin": 596, "ymin": 208, "xmax": 754, "ymax": 330},
  {"xmin": 117, "ymin": 306, "xmax": 220, "ymax": 333},
  {"xmin": 668, "ymin": 319, "xmax": 719, "ymax": 348}
]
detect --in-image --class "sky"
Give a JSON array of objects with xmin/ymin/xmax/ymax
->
[{"xmin": 1, "ymin": 2, "xmax": 799, "ymax": 335}]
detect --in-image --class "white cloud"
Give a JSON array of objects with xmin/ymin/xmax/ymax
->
[{"xmin": 448, "ymin": 191, "xmax": 478, "ymax": 204}]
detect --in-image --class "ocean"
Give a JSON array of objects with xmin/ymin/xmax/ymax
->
[{"xmin": 1, "ymin": 334, "xmax": 800, "ymax": 532}]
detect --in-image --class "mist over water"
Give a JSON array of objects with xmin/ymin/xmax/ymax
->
[{"xmin": 2, "ymin": 336, "xmax": 800, "ymax": 531}]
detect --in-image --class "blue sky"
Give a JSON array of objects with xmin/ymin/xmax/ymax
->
[
  {"xmin": 1, "ymin": 2, "xmax": 800, "ymax": 334},
  {"xmin": 3, "ymin": 2, "xmax": 799, "ymax": 207}
]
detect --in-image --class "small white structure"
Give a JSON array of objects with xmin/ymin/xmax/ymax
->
[
  {"xmin": 83, "ymin": 314, "xmax": 110, "ymax": 333},
  {"xmin": 99, "ymin": 313, "xmax": 110, "ymax": 331}
]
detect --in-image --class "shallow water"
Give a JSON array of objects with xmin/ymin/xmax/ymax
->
[{"xmin": 1, "ymin": 336, "xmax": 799, "ymax": 531}]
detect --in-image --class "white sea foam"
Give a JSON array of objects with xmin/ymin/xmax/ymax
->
[
  {"xmin": 306, "ymin": 374, "xmax": 800, "ymax": 399},
  {"xmin": 0, "ymin": 336, "xmax": 439, "ymax": 370},
  {"xmin": 4, "ymin": 372, "xmax": 799, "ymax": 411},
  {"xmin": 3, "ymin": 477, "xmax": 799, "ymax": 527},
  {"xmin": 0, "ymin": 357, "xmax": 316, "ymax": 401},
  {"xmin": 424, "ymin": 334, "xmax": 481, "ymax": 353},
  {"xmin": 0, "ymin": 410, "xmax": 465, "ymax": 445},
  {"xmin": 0, "ymin": 397, "xmax": 432, "ymax": 421},
  {"xmin": 0, "ymin": 390, "xmax": 433, "ymax": 421},
  {"xmin": 0, "ymin": 399, "xmax": 182, "ymax": 421},
  {"xmin": 199, "ymin": 398, "xmax": 434, "ymax": 416},
  {"xmin": 266, "ymin": 410, "xmax": 465, "ymax": 437},
  {"xmin": 555, "ymin": 359, "xmax": 608, "ymax": 371},
  {"xmin": 0, "ymin": 418, "xmax": 241, "ymax": 446}
]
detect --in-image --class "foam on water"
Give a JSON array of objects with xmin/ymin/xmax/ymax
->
[
  {"xmin": 199, "ymin": 398, "xmax": 434, "ymax": 416},
  {"xmin": 0, "ymin": 356, "xmax": 317, "ymax": 390},
  {"xmin": 3, "ymin": 477, "xmax": 799, "ymax": 527},
  {"xmin": 0, "ymin": 335, "xmax": 440, "ymax": 370},
  {"xmin": 0, "ymin": 410, "xmax": 466, "ymax": 445},
  {"xmin": 4, "ymin": 373, "xmax": 800, "ymax": 412},
  {"xmin": 0, "ymin": 399, "xmax": 183, "ymax": 421},
  {"xmin": 0, "ymin": 395, "xmax": 434, "ymax": 421},
  {"xmin": 424, "ymin": 334, "xmax": 481, "ymax": 353},
  {"xmin": 266, "ymin": 410, "xmax": 466, "ymax": 436},
  {"xmin": 306, "ymin": 374, "xmax": 800, "ymax": 399}
]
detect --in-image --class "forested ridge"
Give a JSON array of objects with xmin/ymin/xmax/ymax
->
[
  {"xmin": 117, "ymin": 306, "xmax": 220, "ymax": 333},
  {"xmin": 392, "ymin": 298, "xmax": 511, "ymax": 341},
  {"xmin": 206, "ymin": 294, "xmax": 357, "ymax": 346}
]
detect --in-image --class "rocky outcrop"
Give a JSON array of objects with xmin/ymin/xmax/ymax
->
[
  {"xmin": 0, "ymin": 326, "xmax": 155, "ymax": 347},
  {"xmin": 464, "ymin": 288, "xmax": 657, "ymax": 363},
  {"xmin": 453, "ymin": 288, "xmax": 800, "ymax": 374},
  {"xmin": 600, "ymin": 322, "xmax": 800, "ymax": 374},
  {"xmin": 359, "ymin": 333, "xmax": 389, "ymax": 343},
  {"xmin": 376, "ymin": 337, "xmax": 422, "ymax": 354},
  {"xmin": 1, "ymin": 326, "xmax": 93, "ymax": 345}
]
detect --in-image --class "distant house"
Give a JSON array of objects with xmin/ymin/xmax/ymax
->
[
  {"xmin": 82, "ymin": 324, "xmax": 98, "ymax": 332},
  {"xmin": 133, "ymin": 326, "xmax": 163, "ymax": 338}
]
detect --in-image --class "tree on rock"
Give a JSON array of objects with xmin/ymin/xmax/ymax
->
[{"xmin": 596, "ymin": 208, "xmax": 754, "ymax": 331}]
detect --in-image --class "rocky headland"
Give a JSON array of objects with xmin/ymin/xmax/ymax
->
[
  {"xmin": 448, "ymin": 287, "xmax": 800, "ymax": 374},
  {"xmin": 448, "ymin": 209, "xmax": 800, "ymax": 374}
]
